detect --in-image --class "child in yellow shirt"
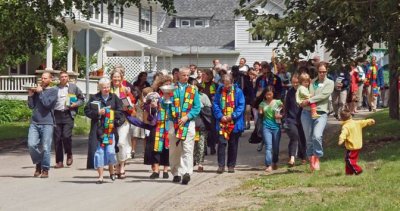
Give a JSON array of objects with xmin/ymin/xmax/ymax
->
[{"xmin": 338, "ymin": 109, "xmax": 375, "ymax": 175}]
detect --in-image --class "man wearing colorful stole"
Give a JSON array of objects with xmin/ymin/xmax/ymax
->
[
  {"xmin": 53, "ymin": 71, "xmax": 84, "ymax": 168},
  {"xmin": 364, "ymin": 56, "xmax": 384, "ymax": 112},
  {"xmin": 165, "ymin": 67, "xmax": 201, "ymax": 185}
]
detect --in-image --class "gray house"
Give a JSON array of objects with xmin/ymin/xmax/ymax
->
[
  {"xmin": 158, "ymin": 0, "xmax": 238, "ymax": 68},
  {"xmin": 158, "ymin": 0, "xmax": 286, "ymax": 68}
]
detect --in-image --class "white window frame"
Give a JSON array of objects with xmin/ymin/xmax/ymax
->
[
  {"xmin": 249, "ymin": 23, "xmax": 264, "ymax": 42},
  {"xmin": 140, "ymin": 7, "xmax": 151, "ymax": 33},
  {"xmin": 89, "ymin": 4, "xmax": 101, "ymax": 22},
  {"xmin": 194, "ymin": 19, "xmax": 204, "ymax": 28},
  {"xmin": 109, "ymin": 4, "xmax": 121, "ymax": 26},
  {"xmin": 8, "ymin": 62, "xmax": 28, "ymax": 75},
  {"xmin": 181, "ymin": 19, "xmax": 190, "ymax": 28}
]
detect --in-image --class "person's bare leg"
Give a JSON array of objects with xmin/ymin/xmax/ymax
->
[
  {"xmin": 97, "ymin": 167, "xmax": 103, "ymax": 183},
  {"xmin": 130, "ymin": 137, "xmax": 137, "ymax": 158}
]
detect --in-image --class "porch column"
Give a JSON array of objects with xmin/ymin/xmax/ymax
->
[
  {"xmin": 141, "ymin": 48, "xmax": 145, "ymax": 71},
  {"xmin": 170, "ymin": 56, "xmax": 173, "ymax": 70},
  {"xmin": 67, "ymin": 30, "xmax": 74, "ymax": 72},
  {"xmin": 152, "ymin": 56, "xmax": 158, "ymax": 72},
  {"xmin": 46, "ymin": 28, "xmax": 53, "ymax": 70},
  {"xmin": 163, "ymin": 55, "xmax": 166, "ymax": 71},
  {"xmin": 97, "ymin": 35, "xmax": 104, "ymax": 69}
]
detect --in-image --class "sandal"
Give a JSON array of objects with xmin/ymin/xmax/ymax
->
[
  {"xmin": 96, "ymin": 179, "xmax": 103, "ymax": 184},
  {"xmin": 117, "ymin": 172, "xmax": 126, "ymax": 179}
]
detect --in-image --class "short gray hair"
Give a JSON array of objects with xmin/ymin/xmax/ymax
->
[{"xmin": 98, "ymin": 77, "xmax": 111, "ymax": 89}]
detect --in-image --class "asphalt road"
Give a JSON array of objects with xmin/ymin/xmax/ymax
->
[{"xmin": 0, "ymin": 112, "xmax": 353, "ymax": 211}]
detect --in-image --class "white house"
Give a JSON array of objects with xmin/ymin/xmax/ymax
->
[{"xmin": 1, "ymin": 0, "xmax": 176, "ymax": 98}]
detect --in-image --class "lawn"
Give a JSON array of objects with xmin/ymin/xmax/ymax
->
[
  {"xmin": 237, "ymin": 110, "xmax": 400, "ymax": 210},
  {"xmin": 0, "ymin": 115, "xmax": 90, "ymax": 141}
]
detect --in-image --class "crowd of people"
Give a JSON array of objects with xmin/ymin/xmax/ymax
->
[{"xmin": 26, "ymin": 55, "xmax": 385, "ymax": 184}]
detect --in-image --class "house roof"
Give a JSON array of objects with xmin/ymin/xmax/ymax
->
[
  {"xmin": 87, "ymin": 22, "xmax": 178, "ymax": 56},
  {"xmin": 158, "ymin": 0, "xmax": 237, "ymax": 52}
]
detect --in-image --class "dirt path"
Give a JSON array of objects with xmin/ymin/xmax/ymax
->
[{"xmin": 0, "ymin": 111, "xmax": 372, "ymax": 211}]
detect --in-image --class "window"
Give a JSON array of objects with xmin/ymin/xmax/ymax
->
[
  {"xmin": 181, "ymin": 19, "xmax": 190, "ymax": 28},
  {"xmin": 194, "ymin": 20, "xmax": 204, "ymax": 27},
  {"xmin": 89, "ymin": 5, "xmax": 101, "ymax": 22},
  {"xmin": 8, "ymin": 62, "xmax": 28, "ymax": 75},
  {"xmin": 140, "ymin": 7, "xmax": 151, "ymax": 33},
  {"xmin": 109, "ymin": 5, "xmax": 121, "ymax": 26},
  {"xmin": 250, "ymin": 23, "xmax": 264, "ymax": 42}
]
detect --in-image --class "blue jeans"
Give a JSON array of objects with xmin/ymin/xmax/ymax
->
[
  {"xmin": 262, "ymin": 126, "xmax": 281, "ymax": 166},
  {"xmin": 300, "ymin": 110, "xmax": 328, "ymax": 157},
  {"xmin": 27, "ymin": 124, "xmax": 54, "ymax": 171}
]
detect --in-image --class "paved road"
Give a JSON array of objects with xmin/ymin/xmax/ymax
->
[{"xmin": 0, "ymin": 111, "xmax": 365, "ymax": 211}]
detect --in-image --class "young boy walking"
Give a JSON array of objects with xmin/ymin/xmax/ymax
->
[{"xmin": 338, "ymin": 109, "xmax": 375, "ymax": 175}]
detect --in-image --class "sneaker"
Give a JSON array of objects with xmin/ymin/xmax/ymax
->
[
  {"xmin": 265, "ymin": 166, "xmax": 272, "ymax": 173},
  {"xmin": 110, "ymin": 174, "xmax": 116, "ymax": 181},
  {"xmin": 227, "ymin": 167, "xmax": 235, "ymax": 173},
  {"xmin": 217, "ymin": 166, "xmax": 224, "ymax": 174},
  {"xmin": 34, "ymin": 164, "xmax": 41, "ymax": 177},
  {"xmin": 54, "ymin": 162, "xmax": 64, "ymax": 169},
  {"xmin": 172, "ymin": 176, "xmax": 181, "ymax": 183},
  {"xmin": 149, "ymin": 172, "xmax": 160, "ymax": 179},
  {"xmin": 288, "ymin": 156, "xmax": 295, "ymax": 167},
  {"xmin": 314, "ymin": 157, "xmax": 320, "ymax": 171},
  {"xmin": 40, "ymin": 170, "xmax": 49, "ymax": 178},
  {"xmin": 181, "ymin": 173, "xmax": 190, "ymax": 185},
  {"xmin": 163, "ymin": 172, "xmax": 169, "ymax": 179}
]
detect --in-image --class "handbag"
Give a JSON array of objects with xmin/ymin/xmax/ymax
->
[
  {"xmin": 248, "ymin": 117, "xmax": 263, "ymax": 144},
  {"xmin": 200, "ymin": 106, "xmax": 214, "ymax": 130}
]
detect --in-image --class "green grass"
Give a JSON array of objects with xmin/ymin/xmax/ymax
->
[
  {"xmin": 238, "ymin": 110, "xmax": 400, "ymax": 210},
  {"xmin": 0, "ymin": 122, "xmax": 29, "ymax": 140},
  {"xmin": 0, "ymin": 115, "xmax": 90, "ymax": 140}
]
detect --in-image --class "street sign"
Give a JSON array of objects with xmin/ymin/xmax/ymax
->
[{"xmin": 74, "ymin": 29, "xmax": 101, "ymax": 56}]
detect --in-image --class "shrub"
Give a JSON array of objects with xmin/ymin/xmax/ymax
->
[{"xmin": 0, "ymin": 99, "xmax": 32, "ymax": 123}]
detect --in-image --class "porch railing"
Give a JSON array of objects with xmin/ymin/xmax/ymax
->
[{"xmin": 0, "ymin": 75, "xmax": 36, "ymax": 93}]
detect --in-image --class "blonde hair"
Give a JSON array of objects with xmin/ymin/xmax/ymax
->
[
  {"xmin": 142, "ymin": 87, "xmax": 154, "ymax": 97},
  {"xmin": 298, "ymin": 73, "xmax": 311, "ymax": 84}
]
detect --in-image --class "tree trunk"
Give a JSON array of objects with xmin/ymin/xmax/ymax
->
[{"xmin": 388, "ymin": 36, "xmax": 399, "ymax": 120}]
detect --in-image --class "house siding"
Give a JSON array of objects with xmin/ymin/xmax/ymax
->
[
  {"xmin": 235, "ymin": 17, "xmax": 278, "ymax": 65},
  {"xmin": 75, "ymin": 1, "xmax": 157, "ymax": 43}
]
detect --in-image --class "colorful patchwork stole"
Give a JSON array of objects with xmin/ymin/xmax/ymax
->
[
  {"xmin": 365, "ymin": 65, "xmax": 379, "ymax": 96},
  {"xmin": 171, "ymin": 84, "xmax": 196, "ymax": 140},
  {"xmin": 101, "ymin": 107, "xmax": 114, "ymax": 148},
  {"xmin": 219, "ymin": 86, "xmax": 235, "ymax": 140},
  {"xmin": 154, "ymin": 96, "xmax": 169, "ymax": 152}
]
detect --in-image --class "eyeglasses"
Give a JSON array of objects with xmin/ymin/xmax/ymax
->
[{"xmin": 318, "ymin": 71, "xmax": 327, "ymax": 74}]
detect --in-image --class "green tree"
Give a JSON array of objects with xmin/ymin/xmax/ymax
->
[
  {"xmin": 236, "ymin": 0, "xmax": 400, "ymax": 119},
  {"xmin": 0, "ymin": 0, "xmax": 175, "ymax": 72}
]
